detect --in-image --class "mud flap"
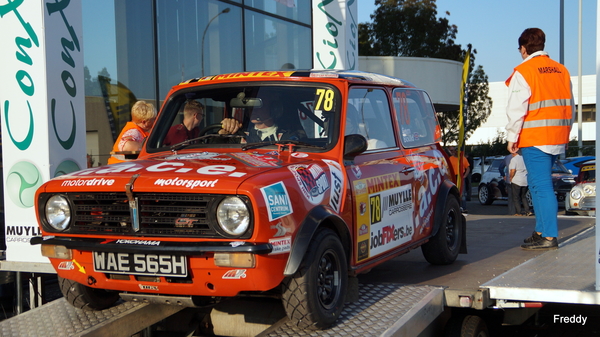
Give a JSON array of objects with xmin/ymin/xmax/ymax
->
[{"xmin": 459, "ymin": 214, "xmax": 467, "ymax": 254}]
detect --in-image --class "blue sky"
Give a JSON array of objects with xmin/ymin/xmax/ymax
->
[{"xmin": 357, "ymin": 0, "xmax": 597, "ymax": 83}]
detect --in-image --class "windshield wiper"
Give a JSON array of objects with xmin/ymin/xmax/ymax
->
[
  {"xmin": 170, "ymin": 134, "xmax": 245, "ymax": 152},
  {"xmin": 242, "ymin": 139, "xmax": 325, "ymax": 151}
]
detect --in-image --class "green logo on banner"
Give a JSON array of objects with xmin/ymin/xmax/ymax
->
[
  {"xmin": 54, "ymin": 159, "xmax": 81, "ymax": 177},
  {"xmin": 6, "ymin": 161, "xmax": 43, "ymax": 209}
]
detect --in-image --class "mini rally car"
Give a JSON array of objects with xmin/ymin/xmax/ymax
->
[{"xmin": 31, "ymin": 70, "xmax": 465, "ymax": 329}]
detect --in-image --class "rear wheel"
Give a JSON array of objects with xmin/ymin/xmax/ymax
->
[
  {"xmin": 422, "ymin": 195, "xmax": 462, "ymax": 265},
  {"xmin": 281, "ymin": 228, "xmax": 347, "ymax": 330},
  {"xmin": 59, "ymin": 276, "xmax": 119, "ymax": 310}
]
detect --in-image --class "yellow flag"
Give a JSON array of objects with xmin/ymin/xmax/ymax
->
[{"xmin": 456, "ymin": 47, "xmax": 470, "ymax": 193}]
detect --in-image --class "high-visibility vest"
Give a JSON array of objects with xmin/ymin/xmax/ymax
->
[
  {"xmin": 108, "ymin": 122, "xmax": 148, "ymax": 164},
  {"xmin": 505, "ymin": 55, "xmax": 572, "ymax": 148}
]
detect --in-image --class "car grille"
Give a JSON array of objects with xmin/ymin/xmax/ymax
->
[
  {"xmin": 581, "ymin": 196, "xmax": 596, "ymax": 209},
  {"xmin": 64, "ymin": 192, "xmax": 228, "ymax": 238}
]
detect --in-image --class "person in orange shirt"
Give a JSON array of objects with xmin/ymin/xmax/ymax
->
[
  {"xmin": 448, "ymin": 147, "xmax": 470, "ymax": 213},
  {"xmin": 108, "ymin": 101, "xmax": 157, "ymax": 164}
]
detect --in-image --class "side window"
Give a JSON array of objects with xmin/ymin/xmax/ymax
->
[
  {"xmin": 347, "ymin": 88, "xmax": 395, "ymax": 150},
  {"xmin": 393, "ymin": 88, "xmax": 440, "ymax": 148}
]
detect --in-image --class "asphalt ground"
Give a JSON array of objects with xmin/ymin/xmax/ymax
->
[{"xmin": 358, "ymin": 195, "xmax": 599, "ymax": 337}]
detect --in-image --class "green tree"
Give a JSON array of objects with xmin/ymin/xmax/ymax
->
[{"xmin": 359, "ymin": 0, "xmax": 492, "ymax": 146}]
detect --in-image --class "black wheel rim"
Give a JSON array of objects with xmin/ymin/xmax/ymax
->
[{"xmin": 317, "ymin": 248, "xmax": 341, "ymax": 309}]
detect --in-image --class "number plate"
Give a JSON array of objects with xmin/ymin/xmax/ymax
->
[{"xmin": 93, "ymin": 252, "xmax": 188, "ymax": 277}]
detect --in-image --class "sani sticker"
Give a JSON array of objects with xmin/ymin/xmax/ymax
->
[{"xmin": 260, "ymin": 182, "xmax": 294, "ymax": 221}]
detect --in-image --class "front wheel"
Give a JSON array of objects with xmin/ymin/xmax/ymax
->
[
  {"xmin": 59, "ymin": 276, "xmax": 119, "ymax": 310},
  {"xmin": 421, "ymin": 195, "xmax": 462, "ymax": 265},
  {"xmin": 478, "ymin": 184, "xmax": 494, "ymax": 205},
  {"xmin": 281, "ymin": 228, "xmax": 347, "ymax": 330}
]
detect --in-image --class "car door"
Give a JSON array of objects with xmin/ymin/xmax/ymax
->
[{"xmin": 345, "ymin": 87, "xmax": 417, "ymax": 264}]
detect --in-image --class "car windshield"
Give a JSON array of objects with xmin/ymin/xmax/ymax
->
[
  {"xmin": 146, "ymin": 83, "xmax": 341, "ymax": 152},
  {"xmin": 552, "ymin": 160, "xmax": 570, "ymax": 174},
  {"xmin": 578, "ymin": 165, "xmax": 596, "ymax": 183}
]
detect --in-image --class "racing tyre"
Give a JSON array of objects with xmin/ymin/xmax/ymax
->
[
  {"xmin": 281, "ymin": 228, "xmax": 347, "ymax": 330},
  {"xmin": 59, "ymin": 276, "xmax": 119, "ymax": 310},
  {"xmin": 421, "ymin": 195, "xmax": 462, "ymax": 265},
  {"xmin": 445, "ymin": 314, "xmax": 489, "ymax": 337},
  {"xmin": 478, "ymin": 185, "xmax": 494, "ymax": 205}
]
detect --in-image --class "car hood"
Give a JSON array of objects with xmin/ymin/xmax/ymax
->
[{"xmin": 40, "ymin": 152, "xmax": 319, "ymax": 194}]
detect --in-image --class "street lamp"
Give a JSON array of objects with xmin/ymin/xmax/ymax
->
[{"xmin": 201, "ymin": 7, "xmax": 230, "ymax": 77}]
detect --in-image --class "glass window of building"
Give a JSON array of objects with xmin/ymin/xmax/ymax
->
[
  {"xmin": 244, "ymin": 10, "xmax": 312, "ymax": 71},
  {"xmin": 246, "ymin": 0, "xmax": 311, "ymax": 24}
]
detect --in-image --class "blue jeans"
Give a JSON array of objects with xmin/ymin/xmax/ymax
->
[{"xmin": 521, "ymin": 147, "xmax": 558, "ymax": 238}]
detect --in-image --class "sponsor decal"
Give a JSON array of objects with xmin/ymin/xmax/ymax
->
[
  {"xmin": 139, "ymin": 284, "xmax": 159, "ymax": 291},
  {"xmin": 269, "ymin": 237, "xmax": 292, "ymax": 255},
  {"xmin": 352, "ymin": 165, "xmax": 362, "ymax": 179},
  {"xmin": 154, "ymin": 177, "xmax": 218, "ymax": 189},
  {"xmin": 359, "ymin": 202, "xmax": 367, "ymax": 216},
  {"xmin": 366, "ymin": 172, "xmax": 402, "ymax": 194},
  {"xmin": 358, "ymin": 224, "xmax": 368, "ymax": 236},
  {"xmin": 222, "ymin": 269, "xmax": 247, "ymax": 279},
  {"xmin": 260, "ymin": 182, "xmax": 294, "ymax": 221},
  {"xmin": 58, "ymin": 261, "xmax": 74, "ymax": 270},
  {"xmin": 230, "ymin": 153, "xmax": 281, "ymax": 167},
  {"xmin": 114, "ymin": 239, "xmax": 161, "ymax": 246},
  {"xmin": 354, "ymin": 181, "xmax": 367, "ymax": 195},
  {"xmin": 291, "ymin": 152, "xmax": 308, "ymax": 158},
  {"xmin": 75, "ymin": 164, "xmax": 247, "ymax": 178},
  {"xmin": 210, "ymin": 71, "xmax": 294, "ymax": 80},
  {"xmin": 288, "ymin": 164, "xmax": 330, "ymax": 205},
  {"xmin": 323, "ymin": 159, "xmax": 344, "ymax": 213},
  {"xmin": 357, "ymin": 239, "xmax": 369, "ymax": 261},
  {"xmin": 370, "ymin": 224, "xmax": 414, "ymax": 251},
  {"xmin": 230, "ymin": 241, "xmax": 244, "ymax": 247},
  {"xmin": 163, "ymin": 152, "xmax": 231, "ymax": 161},
  {"xmin": 271, "ymin": 222, "xmax": 291, "ymax": 237},
  {"xmin": 6, "ymin": 225, "xmax": 41, "ymax": 243},
  {"xmin": 61, "ymin": 178, "xmax": 115, "ymax": 187}
]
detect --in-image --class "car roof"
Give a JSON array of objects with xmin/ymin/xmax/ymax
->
[{"xmin": 176, "ymin": 70, "xmax": 417, "ymax": 89}]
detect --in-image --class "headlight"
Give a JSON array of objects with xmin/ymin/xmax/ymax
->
[
  {"xmin": 216, "ymin": 197, "xmax": 250, "ymax": 236},
  {"xmin": 583, "ymin": 185, "xmax": 595, "ymax": 195},
  {"xmin": 570, "ymin": 189, "xmax": 582, "ymax": 200},
  {"xmin": 45, "ymin": 195, "xmax": 71, "ymax": 231}
]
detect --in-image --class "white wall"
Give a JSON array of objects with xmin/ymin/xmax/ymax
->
[{"xmin": 359, "ymin": 56, "xmax": 462, "ymax": 110}]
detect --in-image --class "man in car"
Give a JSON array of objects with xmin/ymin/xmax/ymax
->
[{"xmin": 219, "ymin": 99, "xmax": 306, "ymax": 142}]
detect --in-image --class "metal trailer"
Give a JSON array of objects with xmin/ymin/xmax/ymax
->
[{"xmin": 443, "ymin": 225, "xmax": 599, "ymax": 335}]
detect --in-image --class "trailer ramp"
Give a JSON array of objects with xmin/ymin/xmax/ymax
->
[
  {"xmin": 258, "ymin": 284, "xmax": 444, "ymax": 337},
  {"xmin": 483, "ymin": 226, "xmax": 600, "ymax": 305},
  {"xmin": 0, "ymin": 298, "xmax": 184, "ymax": 337}
]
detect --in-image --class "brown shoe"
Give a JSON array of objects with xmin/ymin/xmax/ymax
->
[{"xmin": 521, "ymin": 237, "xmax": 558, "ymax": 250}]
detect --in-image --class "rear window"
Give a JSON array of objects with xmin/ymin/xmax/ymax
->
[{"xmin": 393, "ymin": 88, "xmax": 441, "ymax": 148}]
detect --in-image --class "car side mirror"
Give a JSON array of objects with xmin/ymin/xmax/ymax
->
[{"xmin": 343, "ymin": 134, "xmax": 368, "ymax": 160}]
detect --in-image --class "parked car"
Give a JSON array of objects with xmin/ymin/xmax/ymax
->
[
  {"xmin": 477, "ymin": 156, "xmax": 575, "ymax": 206},
  {"xmin": 565, "ymin": 160, "xmax": 595, "ymax": 216},
  {"xmin": 30, "ymin": 70, "xmax": 465, "ymax": 330},
  {"xmin": 471, "ymin": 156, "xmax": 494, "ymax": 183},
  {"xmin": 561, "ymin": 156, "xmax": 595, "ymax": 175}
]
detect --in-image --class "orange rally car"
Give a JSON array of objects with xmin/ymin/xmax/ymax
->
[{"xmin": 31, "ymin": 70, "xmax": 466, "ymax": 330}]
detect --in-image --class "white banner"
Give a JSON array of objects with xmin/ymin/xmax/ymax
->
[
  {"xmin": 312, "ymin": 0, "xmax": 358, "ymax": 70},
  {"xmin": 0, "ymin": 0, "xmax": 86, "ymax": 263}
]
